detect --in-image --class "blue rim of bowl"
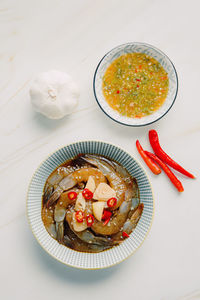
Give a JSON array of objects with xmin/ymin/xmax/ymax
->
[{"xmin": 93, "ymin": 42, "xmax": 178, "ymax": 127}]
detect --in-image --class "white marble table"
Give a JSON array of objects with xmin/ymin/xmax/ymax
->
[{"xmin": 0, "ymin": 1, "xmax": 199, "ymax": 299}]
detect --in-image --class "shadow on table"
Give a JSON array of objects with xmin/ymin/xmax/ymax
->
[
  {"xmin": 31, "ymin": 235, "xmax": 123, "ymax": 284},
  {"xmin": 92, "ymin": 106, "xmax": 167, "ymax": 140},
  {"xmin": 32, "ymin": 111, "xmax": 73, "ymax": 131}
]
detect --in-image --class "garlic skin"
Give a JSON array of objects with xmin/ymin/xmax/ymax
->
[{"xmin": 30, "ymin": 70, "xmax": 79, "ymax": 119}]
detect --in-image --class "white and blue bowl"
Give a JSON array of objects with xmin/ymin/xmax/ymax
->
[
  {"xmin": 27, "ymin": 141, "xmax": 154, "ymax": 269},
  {"xmin": 93, "ymin": 42, "xmax": 178, "ymax": 126}
]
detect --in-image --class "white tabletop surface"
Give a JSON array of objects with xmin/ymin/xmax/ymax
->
[{"xmin": 0, "ymin": 1, "xmax": 200, "ymax": 299}]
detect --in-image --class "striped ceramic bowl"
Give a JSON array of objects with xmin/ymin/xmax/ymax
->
[
  {"xmin": 27, "ymin": 141, "xmax": 154, "ymax": 269},
  {"xmin": 93, "ymin": 42, "xmax": 178, "ymax": 126}
]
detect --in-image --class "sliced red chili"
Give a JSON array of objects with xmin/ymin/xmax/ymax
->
[
  {"xmin": 107, "ymin": 197, "xmax": 117, "ymax": 208},
  {"xmin": 136, "ymin": 78, "xmax": 141, "ymax": 82},
  {"xmin": 86, "ymin": 214, "xmax": 94, "ymax": 227},
  {"xmin": 75, "ymin": 210, "xmax": 84, "ymax": 223},
  {"xmin": 122, "ymin": 231, "xmax": 129, "ymax": 238},
  {"xmin": 116, "ymin": 90, "xmax": 120, "ymax": 94},
  {"xmin": 103, "ymin": 218, "xmax": 110, "ymax": 226},
  {"xmin": 68, "ymin": 191, "xmax": 78, "ymax": 200},
  {"xmin": 82, "ymin": 188, "xmax": 93, "ymax": 200},
  {"xmin": 102, "ymin": 210, "xmax": 112, "ymax": 221}
]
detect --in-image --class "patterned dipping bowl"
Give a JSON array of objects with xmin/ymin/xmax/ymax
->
[
  {"xmin": 93, "ymin": 42, "xmax": 178, "ymax": 126},
  {"xmin": 27, "ymin": 141, "xmax": 154, "ymax": 269}
]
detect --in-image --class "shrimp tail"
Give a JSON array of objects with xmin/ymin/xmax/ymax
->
[
  {"xmin": 47, "ymin": 175, "xmax": 76, "ymax": 208},
  {"xmin": 46, "ymin": 187, "xmax": 63, "ymax": 208},
  {"xmin": 47, "ymin": 224, "xmax": 57, "ymax": 239},
  {"xmin": 112, "ymin": 203, "xmax": 144, "ymax": 242},
  {"xmin": 81, "ymin": 155, "xmax": 98, "ymax": 167},
  {"xmin": 123, "ymin": 203, "xmax": 144, "ymax": 233},
  {"xmin": 82, "ymin": 155, "xmax": 114, "ymax": 175},
  {"xmin": 56, "ymin": 222, "xmax": 64, "ymax": 243},
  {"xmin": 130, "ymin": 203, "xmax": 144, "ymax": 225},
  {"xmin": 44, "ymin": 185, "xmax": 54, "ymax": 203}
]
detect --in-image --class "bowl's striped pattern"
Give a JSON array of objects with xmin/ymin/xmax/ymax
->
[
  {"xmin": 94, "ymin": 42, "xmax": 178, "ymax": 126},
  {"xmin": 27, "ymin": 141, "xmax": 154, "ymax": 269}
]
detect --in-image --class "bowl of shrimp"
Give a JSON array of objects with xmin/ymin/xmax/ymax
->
[{"xmin": 27, "ymin": 141, "xmax": 154, "ymax": 269}]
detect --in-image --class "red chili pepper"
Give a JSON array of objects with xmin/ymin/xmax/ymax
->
[
  {"xmin": 149, "ymin": 130, "xmax": 195, "ymax": 179},
  {"xmin": 103, "ymin": 218, "xmax": 110, "ymax": 226},
  {"xmin": 102, "ymin": 210, "xmax": 112, "ymax": 226},
  {"xmin": 102, "ymin": 210, "xmax": 112, "ymax": 221},
  {"xmin": 136, "ymin": 78, "xmax": 141, "ymax": 82},
  {"xmin": 116, "ymin": 90, "xmax": 120, "ymax": 94},
  {"xmin": 68, "ymin": 191, "xmax": 78, "ymax": 200},
  {"xmin": 137, "ymin": 84, "xmax": 140, "ymax": 88},
  {"xmin": 145, "ymin": 151, "xmax": 184, "ymax": 192},
  {"xmin": 122, "ymin": 231, "xmax": 129, "ymax": 238},
  {"xmin": 86, "ymin": 214, "xmax": 94, "ymax": 227},
  {"xmin": 82, "ymin": 188, "xmax": 93, "ymax": 200},
  {"xmin": 107, "ymin": 197, "xmax": 117, "ymax": 208},
  {"xmin": 136, "ymin": 140, "xmax": 162, "ymax": 175},
  {"xmin": 75, "ymin": 211, "xmax": 85, "ymax": 223}
]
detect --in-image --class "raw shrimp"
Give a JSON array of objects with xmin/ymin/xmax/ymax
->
[
  {"xmin": 63, "ymin": 231, "xmax": 112, "ymax": 252},
  {"xmin": 82, "ymin": 155, "xmax": 127, "ymax": 209},
  {"xmin": 91, "ymin": 186, "xmax": 134, "ymax": 235},
  {"xmin": 43, "ymin": 166, "xmax": 74, "ymax": 203},
  {"xmin": 41, "ymin": 205, "xmax": 57, "ymax": 239},
  {"xmin": 65, "ymin": 209, "xmax": 113, "ymax": 246},
  {"xmin": 112, "ymin": 203, "xmax": 144, "ymax": 242},
  {"xmin": 84, "ymin": 154, "xmax": 132, "ymax": 182},
  {"xmin": 86, "ymin": 243, "xmax": 112, "ymax": 252},
  {"xmin": 54, "ymin": 189, "xmax": 78, "ymax": 242},
  {"xmin": 47, "ymin": 167, "xmax": 106, "ymax": 207}
]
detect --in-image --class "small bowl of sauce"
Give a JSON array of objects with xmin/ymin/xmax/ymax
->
[{"xmin": 93, "ymin": 42, "xmax": 178, "ymax": 126}]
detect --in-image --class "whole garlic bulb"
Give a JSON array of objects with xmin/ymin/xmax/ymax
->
[{"xmin": 30, "ymin": 70, "xmax": 79, "ymax": 119}]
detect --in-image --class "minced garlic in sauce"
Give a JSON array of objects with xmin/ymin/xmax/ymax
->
[{"xmin": 102, "ymin": 53, "xmax": 169, "ymax": 118}]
